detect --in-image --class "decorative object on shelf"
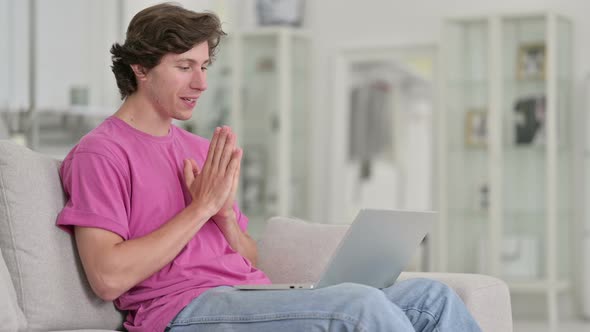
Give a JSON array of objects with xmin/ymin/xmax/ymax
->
[
  {"xmin": 256, "ymin": 0, "xmax": 305, "ymax": 27},
  {"xmin": 479, "ymin": 183, "xmax": 489, "ymax": 210},
  {"xmin": 69, "ymin": 85, "xmax": 89, "ymax": 106},
  {"xmin": 242, "ymin": 145, "xmax": 267, "ymax": 214},
  {"xmin": 478, "ymin": 235, "xmax": 540, "ymax": 279},
  {"xmin": 257, "ymin": 57, "xmax": 275, "ymax": 72},
  {"xmin": 517, "ymin": 42, "xmax": 546, "ymax": 80},
  {"xmin": 501, "ymin": 235, "xmax": 540, "ymax": 279},
  {"xmin": 514, "ymin": 95, "xmax": 546, "ymax": 145},
  {"xmin": 464, "ymin": 110, "xmax": 487, "ymax": 147}
]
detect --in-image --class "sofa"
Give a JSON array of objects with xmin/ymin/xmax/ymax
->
[{"xmin": 0, "ymin": 140, "xmax": 513, "ymax": 331}]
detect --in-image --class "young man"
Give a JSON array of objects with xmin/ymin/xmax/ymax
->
[{"xmin": 56, "ymin": 3, "xmax": 481, "ymax": 332}]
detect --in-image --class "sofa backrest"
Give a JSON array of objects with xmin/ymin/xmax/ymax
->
[
  {"xmin": 0, "ymin": 246, "xmax": 27, "ymax": 331},
  {"xmin": 0, "ymin": 140, "xmax": 123, "ymax": 330},
  {"xmin": 257, "ymin": 216, "xmax": 349, "ymax": 284}
]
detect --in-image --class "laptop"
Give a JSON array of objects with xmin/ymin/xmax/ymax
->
[{"xmin": 235, "ymin": 209, "xmax": 434, "ymax": 290}]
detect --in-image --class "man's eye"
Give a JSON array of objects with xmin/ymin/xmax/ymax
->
[
  {"xmin": 201, "ymin": 67, "xmax": 208, "ymax": 71},
  {"xmin": 178, "ymin": 66, "xmax": 190, "ymax": 71}
]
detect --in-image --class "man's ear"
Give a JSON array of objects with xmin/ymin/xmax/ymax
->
[{"xmin": 130, "ymin": 64, "xmax": 148, "ymax": 81}]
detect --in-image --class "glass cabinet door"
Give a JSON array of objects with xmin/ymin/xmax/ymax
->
[
  {"xmin": 443, "ymin": 19, "xmax": 490, "ymax": 273},
  {"xmin": 500, "ymin": 15, "xmax": 573, "ymax": 283},
  {"xmin": 554, "ymin": 16, "xmax": 573, "ymax": 283},
  {"xmin": 240, "ymin": 34, "xmax": 280, "ymax": 227},
  {"xmin": 500, "ymin": 16, "xmax": 548, "ymax": 281},
  {"xmin": 193, "ymin": 42, "xmax": 232, "ymax": 137},
  {"xmin": 289, "ymin": 34, "xmax": 310, "ymax": 218}
]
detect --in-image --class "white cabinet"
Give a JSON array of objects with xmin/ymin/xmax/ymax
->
[
  {"xmin": 193, "ymin": 28, "xmax": 310, "ymax": 236},
  {"xmin": 437, "ymin": 13, "xmax": 574, "ymax": 326}
]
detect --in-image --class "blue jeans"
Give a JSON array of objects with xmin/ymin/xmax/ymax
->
[{"xmin": 166, "ymin": 278, "xmax": 481, "ymax": 332}]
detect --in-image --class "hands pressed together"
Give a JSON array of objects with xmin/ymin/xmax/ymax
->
[{"xmin": 183, "ymin": 126, "xmax": 241, "ymax": 222}]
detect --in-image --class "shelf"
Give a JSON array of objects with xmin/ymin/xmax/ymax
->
[
  {"xmin": 448, "ymin": 207, "xmax": 571, "ymax": 216},
  {"xmin": 446, "ymin": 79, "xmax": 488, "ymax": 86},
  {"xmin": 503, "ymin": 145, "xmax": 572, "ymax": 154},
  {"xmin": 444, "ymin": 78, "xmax": 556, "ymax": 90},
  {"xmin": 447, "ymin": 144, "xmax": 571, "ymax": 154},
  {"xmin": 507, "ymin": 279, "xmax": 569, "ymax": 293}
]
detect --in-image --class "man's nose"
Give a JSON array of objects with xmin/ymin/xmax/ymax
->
[{"xmin": 191, "ymin": 71, "xmax": 207, "ymax": 91}]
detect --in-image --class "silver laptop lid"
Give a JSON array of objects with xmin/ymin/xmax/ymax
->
[{"xmin": 315, "ymin": 209, "xmax": 434, "ymax": 289}]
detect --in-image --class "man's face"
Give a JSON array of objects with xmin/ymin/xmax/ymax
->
[{"xmin": 142, "ymin": 42, "xmax": 209, "ymax": 121}]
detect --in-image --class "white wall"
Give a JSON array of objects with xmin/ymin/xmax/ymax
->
[
  {"xmin": 37, "ymin": 0, "xmax": 92, "ymax": 108},
  {"xmin": 0, "ymin": 0, "xmax": 10, "ymax": 108},
  {"xmin": 0, "ymin": 0, "xmax": 30, "ymax": 110}
]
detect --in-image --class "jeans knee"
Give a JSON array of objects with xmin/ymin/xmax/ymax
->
[
  {"xmin": 328, "ymin": 283, "xmax": 413, "ymax": 331},
  {"xmin": 333, "ymin": 283, "xmax": 388, "ymax": 304},
  {"xmin": 339, "ymin": 283, "xmax": 409, "ymax": 316},
  {"xmin": 405, "ymin": 278, "xmax": 454, "ymax": 297},
  {"xmin": 327, "ymin": 283, "xmax": 395, "ymax": 317},
  {"xmin": 383, "ymin": 278, "xmax": 480, "ymax": 332},
  {"xmin": 395, "ymin": 278, "xmax": 465, "ymax": 313}
]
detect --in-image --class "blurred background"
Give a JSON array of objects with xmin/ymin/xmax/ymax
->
[{"xmin": 1, "ymin": 0, "xmax": 589, "ymax": 330}]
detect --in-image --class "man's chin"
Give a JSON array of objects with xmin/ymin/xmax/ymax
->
[{"xmin": 175, "ymin": 110, "xmax": 194, "ymax": 121}]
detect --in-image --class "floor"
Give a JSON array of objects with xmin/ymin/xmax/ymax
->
[{"xmin": 514, "ymin": 319, "xmax": 590, "ymax": 332}]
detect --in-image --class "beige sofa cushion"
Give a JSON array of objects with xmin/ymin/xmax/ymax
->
[
  {"xmin": 0, "ymin": 140, "xmax": 123, "ymax": 331},
  {"xmin": 257, "ymin": 216, "xmax": 349, "ymax": 283},
  {"xmin": 0, "ymin": 247, "xmax": 27, "ymax": 331},
  {"xmin": 399, "ymin": 272, "xmax": 513, "ymax": 332}
]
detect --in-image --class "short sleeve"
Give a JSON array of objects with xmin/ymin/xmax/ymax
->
[{"xmin": 56, "ymin": 151, "xmax": 131, "ymax": 240}]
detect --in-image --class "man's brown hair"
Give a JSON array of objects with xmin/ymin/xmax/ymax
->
[{"xmin": 110, "ymin": 2, "xmax": 226, "ymax": 99}]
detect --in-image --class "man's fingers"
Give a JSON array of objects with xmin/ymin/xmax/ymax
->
[
  {"xmin": 226, "ymin": 148, "xmax": 242, "ymax": 179},
  {"xmin": 189, "ymin": 158, "xmax": 200, "ymax": 176},
  {"xmin": 203, "ymin": 127, "xmax": 220, "ymax": 171},
  {"xmin": 218, "ymin": 132, "xmax": 236, "ymax": 173},
  {"xmin": 232, "ymin": 148, "xmax": 241, "ymax": 189},
  {"xmin": 212, "ymin": 126, "xmax": 230, "ymax": 170}
]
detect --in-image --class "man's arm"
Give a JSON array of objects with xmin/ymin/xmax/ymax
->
[
  {"xmin": 213, "ymin": 209, "xmax": 258, "ymax": 266},
  {"xmin": 75, "ymin": 202, "xmax": 210, "ymax": 301}
]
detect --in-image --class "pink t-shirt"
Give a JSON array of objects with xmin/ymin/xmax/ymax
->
[{"xmin": 56, "ymin": 116, "xmax": 270, "ymax": 332}]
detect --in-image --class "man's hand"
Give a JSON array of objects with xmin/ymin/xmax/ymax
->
[
  {"xmin": 183, "ymin": 127, "xmax": 258, "ymax": 265},
  {"xmin": 183, "ymin": 126, "xmax": 241, "ymax": 218},
  {"xmin": 212, "ymin": 132, "xmax": 241, "ymax": 222}
]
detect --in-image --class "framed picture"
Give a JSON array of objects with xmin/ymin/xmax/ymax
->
[
  {"xmin": 517, "ymin": 42, "xmax": 546, "ymax": 80},
  {"xmin": 465, "ymin": 110, "xmax": 487, "ymax": 147},
  {"xmin": 256, "ymin": 0, "xmax": 305, "ymax": 27}
]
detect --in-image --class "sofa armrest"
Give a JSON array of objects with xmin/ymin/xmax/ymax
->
[
  {"xmin": 257, "ymin": 217, "xmax": 513, "ymax": 332},
  {"xmin": 399, "ymin": 272, "xmax": 512, "ymax": 332}
]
